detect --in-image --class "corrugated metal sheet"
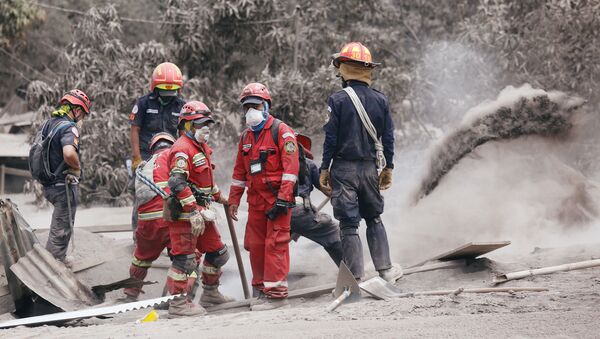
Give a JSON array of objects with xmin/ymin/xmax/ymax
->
[
  {"xmin": 10, "ymin": 244, "xmax": 100, "ymax": 312},
  {"xmin": 0, "ymin": 295, "xmax": 178, "ymax": 329},
  {"xmin": 0, "ymin": 199, "xmax": 38, "ymax": 313}
]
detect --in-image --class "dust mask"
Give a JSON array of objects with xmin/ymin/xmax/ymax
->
[
  {"xmin": 245, "ymin": 108, "xmax": 265, "ymax": 128},
  {"xmin": 194, "ymin": 126, "xmax": 210, "ymax": 143}
]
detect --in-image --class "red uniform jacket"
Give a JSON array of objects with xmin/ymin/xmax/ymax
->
[
  {"xmin": 137, "ymin": 148, "xmax": 171, "ymax": 223},
  {"xmin": 229, "ymin": 115, "xmax": 299, "ymax": 210},
  {"xmin": 168, "ymin": 135, "xmax": 221, "ymax": 213}
]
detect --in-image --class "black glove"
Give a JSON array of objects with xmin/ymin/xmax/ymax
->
[{"xmin": 266, "ymin": 199, "xmax": 293, "ymax": 220}]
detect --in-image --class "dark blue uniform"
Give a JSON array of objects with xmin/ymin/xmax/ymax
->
[
  {"xmin": 320, "ymin": 80, "xmax": 395, "ymax": 278},
  {"xmin": 129, "ymin": 92, "xmax": 185, "ymax": 160},
  {"xmin": 42, "ymin": 116, "xmax": 80, "ymax": 261},
  {"xmin": 291, "ymin": 158, "xmax": 342, "ymax": 265}
]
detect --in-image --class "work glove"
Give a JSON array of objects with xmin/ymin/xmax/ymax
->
[
  {"xmin": 379, "ymin": 168, "xmax": 393, "ymax": 190},
  {"xmin": 216, "ymin": 194, "xmax": 228, "ymax": 205},
  {"xmin": 63, "ymin": 168, "xmax": 81, "ymax": 184},
  {"xmin": 319, "ymin": 169, "xmax": 332, "ymax": 196},
  {"xmin": 266, "ymin": 199, "xmax": 293, "ymax": 220},
  {"xmin": 132, "ymin": 155, "xmax": 142, "ymax": 171},
  {"xmin": 189, "ymin": 209, "xmax": 206, "ymax": 237},
  {"xmin": 228, "ymin": 204, "xmax": 239, "ymax": 221}
]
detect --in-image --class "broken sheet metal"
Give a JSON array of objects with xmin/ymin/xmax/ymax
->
[
  {"xmin": 0, "ymin": 295, "xmax": 179, "ymax": 329},
  {"xmin": 10, "ymin": 244, "xmax": 99, "ymax": 311},
  {"xmin": 0, "ymin": 199, "xmax": 38, "ymax": 312}
]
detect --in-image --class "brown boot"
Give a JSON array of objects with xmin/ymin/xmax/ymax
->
[
  {"xmin": 168, "ymin": 296, "xmax": 207, "ymax": 317},
  {"xmin": 200, "ymin": 284, "xmax": 235, "ymax": 307}
]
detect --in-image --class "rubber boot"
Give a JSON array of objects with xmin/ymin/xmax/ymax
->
[
  {"xmin": 200, "ymin": 284, "xmax": 235, "ymax": 306},
  {"xmin": 366, "ymin": 217, "xmax": 392, "ymax": 271},
  {"xmin": 340, "ymin": 223, "xmax": 364, "ymax": 278},
  {"xmin": 250, "ymin": 298, "xmax": 290, "ymax": 311},
  {"xmin": 123, "ymin": 264, "xmax": 148, "ymax": 300},
  {"xmin": 324, "ymin": 241, "xmax": 343, "ymax": 266}
]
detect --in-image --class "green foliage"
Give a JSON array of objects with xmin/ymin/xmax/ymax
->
[{"xmin": 0, "ymin": 0, "xmax": 43, "ymax": 47}]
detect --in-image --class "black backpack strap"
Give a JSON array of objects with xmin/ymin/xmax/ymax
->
[{"xmin": 270, "ymin": 118, "xmax": 282, "ymax": 147}]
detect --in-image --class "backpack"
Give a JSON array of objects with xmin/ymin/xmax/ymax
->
[
  {"xmin": 134, "ymin": 154, "xmax": 160, "ymax": 205},
  {"xmin": 29, "ymin": 120, "xmax": 75, "ymax": 185}
]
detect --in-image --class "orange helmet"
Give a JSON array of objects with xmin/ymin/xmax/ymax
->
[
  {"xmin": 332, "ymin": 42, "xmax": 380, "ymax": 68},
  {"xmin": 179, "ymin": 101, "xmax": 213, "ymax": 124},
  {"xmin": 150, "ymin": 62, "xmax": 183, "ymax": 92},
  {"xmin": 239, "ymin": 82, "xmax": 272, "ymax": 107},
  {"xmin": 149, "ymin": 132, "xmax": 176, "ymax": 153},
  {"xmin": 59, "ymin": 89, "xmax": 91, "ymax": 114}
]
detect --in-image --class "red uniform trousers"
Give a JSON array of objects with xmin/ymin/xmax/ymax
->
[
  {"xmin": 244, "ymin": 206, "xmax": 291, "ymax": 299},
  {"xmin": 124, "ymin": 219, "xmax": 170, "ymax": 298},
  {"xmin": 168, "ymin": 219, "xmax": 225, "ymax": 287}
]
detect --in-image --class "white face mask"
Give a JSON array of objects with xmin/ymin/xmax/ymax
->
[
  {"xmin": 245, "ymin": 108, "xmax": 264, "ymax": 127},
  {"xmin": 194, "ymin": 126, "xmax": 210, "ymax": 143}
]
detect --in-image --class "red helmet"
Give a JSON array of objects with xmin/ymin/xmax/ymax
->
[
  {"xmin": 149, "ymin": 132, "xmax": 176, "ymax": 153},
  {"xmin": 179, "ymin": 101, "xmax": 214, "ymax": 124},
  {"xmin": 59, "ymin": 89, "xmax": 91, "ymax": 114},
  {"xmin": 296, "ymin": 133, "xmax": 314, "ymax": 160},
  {"xmin": 239, "ymin": 82, "xmax": 272, "ymax": 107},
  {"xmin": 150, "ymin": 62, "xmax": 183, "ymax": 92},
  {"xmin": 332, "ymin": 42, "xmax": 380, "ymax": 68}
]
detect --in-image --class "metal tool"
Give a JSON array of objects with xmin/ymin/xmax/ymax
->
[
  {"xmin": 0, "ymin": 295, "xmax": 179, "ymax": 329},
  {"xmin": 359, "ymin": 276, "xmax": 403, "ymax": 300},
  {"xmin": 326, "ymin": 262, "xmax": 361, "ymax": 312}
]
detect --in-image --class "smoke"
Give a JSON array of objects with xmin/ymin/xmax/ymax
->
[{"xmin": 413, "ymin": 85, "xmax": 586, "ymax": 202}]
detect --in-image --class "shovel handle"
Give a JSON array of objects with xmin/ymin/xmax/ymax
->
[{"xmin": 326, "ymin": 290, "xmax": 350, "ymax": 312}]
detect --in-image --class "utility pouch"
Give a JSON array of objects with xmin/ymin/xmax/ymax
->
[{"xmin": 163, "ymin": 194, "xmax": 183, "ymax": 222}]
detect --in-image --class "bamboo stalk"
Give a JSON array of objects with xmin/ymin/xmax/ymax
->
[{"xmin": 493, "ymin": 259, "xmax": 600, "ymax": 284}]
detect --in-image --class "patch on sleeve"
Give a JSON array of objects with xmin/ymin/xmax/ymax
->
[
  {"xmin": 71, "ymin": 127, "xmax": 79, "ymax": 138},
  {"xmin": 284, "ymin": 141, "xmax": 297, "ymax": 154},
  {"xmin": 132, "ymin": 104, "xmax": 138, "ymax": 114},
  {"xmin": 176, "ymin": 158, "xmax": 187, "ymax": 169},
  {"xmin": 327, "ymin": 106, "xmax": 332, "ymax": 113}
]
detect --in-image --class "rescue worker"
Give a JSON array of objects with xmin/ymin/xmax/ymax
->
[
  {"xmin": 43, "ymin": 89, "xmax": 91, "ymax": 262},
  {"xmin": 123, "ymin": 132, "xmax": 176, "ymax": 301},
  {"xmin": 228, "ymin": 83, "xmax": 299, "ymax": 311},
  {"xmin": 319, "ymin": 42, "xmax": 403, "ymax": 282},
  {"xmin": 291, "ymin": 133, "xmax": 342, "ymax": 266},
  {"xmin": 165, "ymin": 101, "xmax": 233, "ymax": 316},
  {"xmin": 129, "ymin": 62, "xmax": 185, "ymax": 234}
]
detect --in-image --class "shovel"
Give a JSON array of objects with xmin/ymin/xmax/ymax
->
[{"xmin": 326, "ymin": 262, "xmax": 361, "ymax": 312}]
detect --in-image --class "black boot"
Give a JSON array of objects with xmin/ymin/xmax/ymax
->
[
  {"xmin": 340, "ymin": 222, "xmax": 364, "ymax": 278},
  {"xmin": 366, "ymin": 217, "xmax": 392, "ymax": 271}
]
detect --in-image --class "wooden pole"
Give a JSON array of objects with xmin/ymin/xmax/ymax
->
[
  {"xmin": 223, "ymin": 204, "xmax": 251, "ymax": 299},
  {"xmin": 493, "ymin": 258, "xmax": 600, "ymax": 284},
  {"xmin": 0, "ymin": 165, "xmax": 5, "ymax": 196},
  {"xmin": 401, "ymin": 286, "xmax": 548, "ymax": 297}
]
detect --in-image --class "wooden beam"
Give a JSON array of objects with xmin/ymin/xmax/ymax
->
[
  {"xmin": 35, "ymin": 224, "xmax": 132, "ymax": 234},
  {"xmin": 3, "ymin": 167, "xmax": 31, "ymax": 178}
]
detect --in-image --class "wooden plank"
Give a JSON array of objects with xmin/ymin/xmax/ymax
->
[
  {"xmin": 403, "ymin": 259, "xmax": 466, "ymax": 275},
  {"xmin": 35, "ymin": 224, "xmax": 132, "ymax": 234},
  {"xmin": 3, "ymin": 167, "xmax": 31, "ymax": 178},
  {"xmin": 408, "ymin": 241, "xmax": 511, "ymax": 268}
]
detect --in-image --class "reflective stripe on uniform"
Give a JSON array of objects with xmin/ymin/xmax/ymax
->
[
  {"xmin": 138, "ymin": 210, "xmax": 163, "ymax": 221},
  {"xmin": 156, "ymin": 181, "xmax": 168, "ymax": 188},
  {"xmin": 174, "ymin": 152, "xmax": 189, "ymax": 159},
  {"xmin": 167, "ymin": 268, "xmax": 188, "ymax": 281},
  {"xmin": 281, "ymin": 173, "xmax": 298, "ymax": 182},
  {"xmin": 177, "ymin": 212, "xmax": 192, "ymax": 221},
  {"xmin": 264, "ymin": 280, "xmax": 288, "ymax": 288},
  {"xmin": 231, "ymin": 179, "xmax": 246, "ymax": 187},
  {"xmin": 179, "ymin": 194, "xmax": 196, "ymax": 207},
  {"xmin": 282, "ymin": 132, "xmax": 295, "ymax": 140},
  {"xmin": 202, "ymin": 265, "xmax": 219, "ymax": 275},
  {"xmin": 171, "ymin": 167, "xmax": 188, "ymax": 176},
  {"xmin": 132, "ymin": 257, "xmax": 153, "ymax": 268}
]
